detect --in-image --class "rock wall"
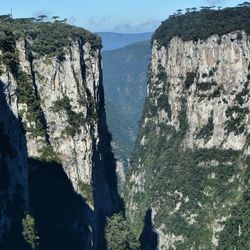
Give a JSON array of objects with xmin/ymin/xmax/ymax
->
[
  {"xmin": 125, "ymin": 31, "xmax": 250, "ymax": 249},
  {"xmin": 17, "ymin": 38, "xmax": 102, "ymax": 193},
  {"xmin": 150, "ymin": 31, "xmax": 249, "ymax": 152},
  {"xmin": 0, "ymin": 22, "xmax": 120, "ymax": 249}
]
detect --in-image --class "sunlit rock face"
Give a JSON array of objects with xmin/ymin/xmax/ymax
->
[{"xmin": 16, "ymin": 38, "xmax": 102, "ymax": 193}]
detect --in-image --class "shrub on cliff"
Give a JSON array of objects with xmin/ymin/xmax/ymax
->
[
  {"xmin": 22, "ymin": 214, "xmax": 40, "ymax": 250},
  {"xmin": 105, "ymin": 213, "xmax": 139, "ymax": 250}
]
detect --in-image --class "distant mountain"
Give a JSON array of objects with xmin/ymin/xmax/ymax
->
[
  {"xmin": 102, "ymin": 40, "xmax": 151, "ymax": 173},
  {"xmin": 97, "ymin": 32, "xmax": 152, "ymax": 51}
]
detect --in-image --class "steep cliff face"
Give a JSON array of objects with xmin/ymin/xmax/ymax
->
[
  {"xmin": 16, "ymin": 37, "xmax": 113, "ymax": 205},
  {"xmin": 0, "ymin": 18, "xmax": 120, "ymax": 249},
  {"xmin": 125, "ymin": 7, "xmax": 250, "ymax": 250}
]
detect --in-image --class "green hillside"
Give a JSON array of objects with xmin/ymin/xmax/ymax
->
[{"xmin": 102, "ymin": 40, "xmax": 151, "ymax": 171}]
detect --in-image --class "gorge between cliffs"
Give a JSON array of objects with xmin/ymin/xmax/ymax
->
[{"xmin": 0, "ymin": 4, "xmax": 250, "ymax": 250}]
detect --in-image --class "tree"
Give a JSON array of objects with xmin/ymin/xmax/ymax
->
[
  {"xmin": 105, "ymin": 213, "xmax": 139, "ymax": 250},
  {"xmin": 242, "ymin": 1, "xmax": 250, "ymax": 6},
  {"xmin": 200, "ymin": 6, "xmax": 211, "ymax": 11},
  {"xmin": 52, "ymin": 16, "xmax": 59, "ymax": 21},
  {"xmin": 176, "ymin": 9, "xmax": 183, "ymax": 15},
  {"xmin": 22, "ymin": 214, "xmax": 40, "ymax": 250},
  {"xmin": 37, "ymin": 15, "xmax": 47, "ymax": 22}
]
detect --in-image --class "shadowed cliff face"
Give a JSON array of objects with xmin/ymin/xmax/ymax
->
[
  {"xmin": 29, "ymin": 159, "xmax": 93, "ymax": 250},
  {"xmin": 92, "ymin": 55, "xmax": 124, "ymax": 249},
  {"xmin": 0, "ymin": 81, "xmax": 28, "ymax": 249},
  {"xmin": 139, "ymin": 209, "xmax": 158, "ymax": 250}
]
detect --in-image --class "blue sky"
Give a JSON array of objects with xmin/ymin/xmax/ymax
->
[{"xmin": 0, "ymin": 0, "xmax": 245, "ymax": 33}]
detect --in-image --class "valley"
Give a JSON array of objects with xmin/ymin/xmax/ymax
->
[{"xmin": 0, "ymin": 3, "xmax": 249, "ymax": 250}]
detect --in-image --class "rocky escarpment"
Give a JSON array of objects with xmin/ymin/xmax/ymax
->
[
  {"xmin": 0, "ymin": 18, "xmax": 120, "ymax": 249},
  {"xmin": 124, "ymin": 6, "xmax": 250, "ymax": 250}
]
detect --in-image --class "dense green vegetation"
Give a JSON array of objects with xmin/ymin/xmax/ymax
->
[
  {"xmin": 218, "ymin": 156, "xmax": 250, "ymax": 249},
  {"xmin": 197, "ymin": 81, "xmax": 217, "ymax": 91},
  {"xmin": 196, "ymin": 111, "xmax": 214, "ymax": 141},
  {"xmin": 225, "ymin": 106, "xmax": 249, "ymax": 135},
  {"xmin": 37, "ymin": 144, "xmax": 61, "ymax": 164},
  {"xmin": 125, "ymin": 88, "xmax": 246, "ymax": 247},
  {"xmin": 153, "ymin": 5, "xmax": 250, "ymax": 46},
  {"xmin": 0, "ymin": 16, "xmax": 101, "ymax": 58},
  {"xmin": 52, "ymin": 93, "xmax": 97, "ymax": 136},
  {"xmin": 235, "ymin": 82, "xmax": 249, "ymax": 106},
  {"xmin": 0, "ymin": 29, "xmax": 18, "ymax": 75},
  {"xmin": 52, "ymin": 95, "xmax": 85, "ymax": 136},
  {"xmin": 105, "ymin": 213, "xmax": 139, "ymax": 250},
  {"xmin": 184, "ymin": 71, "xmax": 196, "ymax": 89},
  {"xmin": 157, "ymin": 93, "xmax": 171, "ymax": 120},
  {"xmin": 17, "ymin": 70, "xmax": 45, "ymax": 138},
  {"xmin": 22, "ymin": 214, "xmax": 40, "ymax": 250},
  {"xmin": 78, "ymin": 181, "xmax": 93, "ymax": 206}
]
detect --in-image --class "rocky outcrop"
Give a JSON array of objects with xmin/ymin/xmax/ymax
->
[{"xmin": 125, "ymin": 14, "xmax": 250, "ymax": 250}]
